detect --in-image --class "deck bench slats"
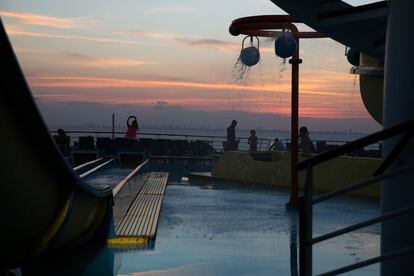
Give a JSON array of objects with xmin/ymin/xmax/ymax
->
[
  {"xmin": 140, "ymin": 172, "xmax": 168, "ymax": 195},
  {"xmin": 114, "ymin": 172, "xmax": 169, "ymax": 239}
]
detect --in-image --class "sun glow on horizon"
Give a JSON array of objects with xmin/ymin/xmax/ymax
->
[{"xmin": 0, "ymin": 1, "xmax": 378, "ymax": 130}]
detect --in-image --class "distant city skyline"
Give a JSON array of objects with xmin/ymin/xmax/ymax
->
[{"xmin": 0, "ymin": 0, "xmax": 381, "ymax": 132}]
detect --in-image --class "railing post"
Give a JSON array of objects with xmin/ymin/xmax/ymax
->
[
  {"xmin": 111, "ymin": 113, "xmax": 115, "ymax": 140},
  {"xmin": 300, "ymin": 163, "xmax": 313, "ymax": 276}
]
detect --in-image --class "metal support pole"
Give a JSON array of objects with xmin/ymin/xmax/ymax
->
[
  {"xmin": 381, "ymin": 1, "xmax": 414, "ymax": 274},
  {"xmin": 299, "ymin": 196, "xmax": 307, "ymax": 276},
  {"xmin": 112, "ymin": 113, "xmax": 115, "ymax": 140},
  {"xmin": 227, "ymin": 15, "xmax": 321, "ymax": 207},
  {"xmin": 299, "ymin": 164, "xmax": 313, "ymax": 276},
  {"xmin": 289, "ymin": 39, "xmax": 302, "ymax": 206}
]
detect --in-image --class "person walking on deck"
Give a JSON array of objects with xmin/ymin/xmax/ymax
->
[
  {"xmin": 248, "ymin": 129, "xmax": 258, "ymax": 151},
  {"xmin": 299, "ymin": 126, "xmax": 314, "ymax": 156},
  {"xmin": 54, "ymin": 128, "xmax": 70, "ymax": 156},
  {"xmin": 226, "ymin": 120, "xmax": 238, "ymax": 151},
  {"xmin": 269, "ymin": 137, "xmax": 286, "ymax": 152}
]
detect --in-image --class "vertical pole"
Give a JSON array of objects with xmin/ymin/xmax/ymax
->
[
  {"xmin": 381, "ymin": 1, "xmax": 414, "ymax": 275},
  {"xmin": 112, "ymin": 113, "xmax": 115, "ymax": 140},
  {"xmin": 299, "ymin": 196, "xmax": 306, "ymax": 276},
  {"xmin": 289, "ymin": 211, "xmax": 299, "ymax": 276},
  {"xmin": 299, "ymin": 164, "xmax": 313, "ymax": 276},
  {"xmin": 288, "ymin": 37, "xmax": 302, "ymax": 206}
]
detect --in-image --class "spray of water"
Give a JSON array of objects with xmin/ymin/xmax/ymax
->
[
  {"xmin": 230, "ymin": 53, "xmax": 268, "ymax": 111},
  {"xmin": 232, "ymin": 56, "xmax": 251, "ymax": 83},
  {"xmin": 279, "ymin": 58, "xmax": 288, "ymax": 77},
  {"xmin": 272, "ymin": 57, "xmax": 288, "ymax": 105},
  {"xmin": 345, "ymin": 74, "xmax": 359, "ymax": 121}
]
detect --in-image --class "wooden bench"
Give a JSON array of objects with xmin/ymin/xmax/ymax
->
[{"xmin": 108, "ymin": 172, "xmax": 168, "ymax": 246}]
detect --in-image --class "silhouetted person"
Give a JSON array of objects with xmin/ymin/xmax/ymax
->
[
  {"xmin": 299, "ymin": 126, "xmax": 314, "ymax": 156},
  {"xmin": 227, "ymin": 120, "xmax": 238, "ymax": 151},
  {"xmin": 125, "ymin": 116, "xmax": 139, "ymax": 139},
  {"xmin": 54, "ymin": 128, "xmax": 70, "ymax": 156},
  {"xmin": 248, "ymin": 129, "xmax": 258, "ymax": 151},
  {"xmin": 269, "ymin": 137, "xmax": 286, "ymax": 152}
]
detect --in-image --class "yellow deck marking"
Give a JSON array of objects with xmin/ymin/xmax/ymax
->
[{"xmin": 107, "ymin": 236, "xmax": 149, "ymax": 246}]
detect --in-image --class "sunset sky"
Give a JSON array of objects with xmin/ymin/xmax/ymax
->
[{"xmin": 0, "ymin": 0, "xmax": 381, "ymax": 132}]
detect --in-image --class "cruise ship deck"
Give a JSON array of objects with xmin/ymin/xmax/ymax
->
[
  {"xmin": 24, "ymin": 168, "xmax": 380, "ymax": 275},
  {"xmin": 117, "ymin": 179, "xmax": 379, "ymax": 275}
]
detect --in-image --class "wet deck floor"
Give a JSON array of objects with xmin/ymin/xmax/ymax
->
[{"xmin": 116, "ymin": 180, "xmax": 380, "ymax": 276}]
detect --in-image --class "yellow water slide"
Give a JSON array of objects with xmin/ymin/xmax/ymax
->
[
  {"xmin": 351, "ymin": 53, "xmax": 384, "ymax": 125},
  {"xmin": 0, "ymin": 19, "xmax": 112, "ymax": 268}
]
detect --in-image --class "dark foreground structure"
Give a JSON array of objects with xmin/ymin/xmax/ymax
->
[{"xmin": 0, "ymin": 19, "xmax": 113, "ymax": 268}]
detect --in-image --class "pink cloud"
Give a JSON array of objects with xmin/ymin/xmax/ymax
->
[
  {"xmin": 29, "ymin": 71, "xmax": 367, "ymax": 119},
  {"xmin": 28, "ymin": 75, "xmax": 350, "ymax": 98},
  {"xmin": 0, "ymin": 9, "xmax": 92, "ymax": 29},
  {"xmin": 6, "ymin": 25, "xmax": 141, "ymax": 44},
  {"xmin": 116, "ymin": 29, "xmax": 168, "ymax": 39},
  {"xmin": 61, "ymin": 52, "xmax": 159, "ymax": 67}
]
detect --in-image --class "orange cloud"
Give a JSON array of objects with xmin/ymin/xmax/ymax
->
[
  {"xmin": 34, "ymin": 91, "xmax": 367, "ymax": 119},
  {"xmin": 28, "ymin": 76, "xmax": 350, "ymax": 97},
  {"xmin": 28, "ymin": 68, "xmax": 363, "ymax": 119},
  {"xmin": 116, "ymin": 29, "xmax": 170, "ymax": 39},
  {"xmin": 174, "ymin": 37, "xmax": 274, "ymax": 53},
  {"xmin": 0, "ymin": 10, "xmax": 91, "ymax": 29},
  {"xmin": 174, "ymin": 38, "xmax": 240, "ymax": 51},
  {"xmin": 116, "ymin": 29, "xmax": 240, "ymax": 51},
  {"xmin": 62, "ymin": 53, "xmax": 159, "ymax": 67},
  {"xmin": 116, "ymin": 29, "xmax": 272, "ymax": 53},
  {"xmin": 6, "ymin": 25, "xmax": 141, "ymax": 45}
]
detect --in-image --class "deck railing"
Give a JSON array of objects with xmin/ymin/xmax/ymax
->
[
  {"xmin": 297, "ymin": 119, "xmax": 414, "ymax": 276},
  {"xmin": 50, "ymin": 129, "xmax": 381, "ymax": 155},
  {"xmin": 51, "ymin": 130, "xmax": 276, "ymax": 152}
]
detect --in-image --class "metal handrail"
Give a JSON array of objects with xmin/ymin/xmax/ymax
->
[
  {"xmin": 50, "ymin": 129, "xmax": 383, "ymax": 154},
  {"xmin": 313, "ymin": 162, "xmax": 414, "ymax": 204},
  {"xmin": 50, "ymin": 129, "xmax": 366, "ymax": 144},
  {"xmin": 113, "ymin": 159, "xmax": 149, "ymax": 197},
  {"xmin": 319, "ymin": 246, "xmax": 414, "ymax": 276},
  {"xmin": 298, "ymin": 119, "xmax": 414, "ymax": 276},
  {"xmin": 50, "ymin": 129, "xmax": 274, "ymax": 151},
  {"xmin": 50, "ymin": 129, "xmax": 266, "ymax": 141},
  {"xmin": 79, "ymin": 158, "xmax": 114, "ymax": 179},
  {"xmin": 297, "ymin": 119, "xmax": 414, "ymax": 170},
  {"xmin": 73, "ymin": 157, "xmax": 103, "ymax": 173},
  {"xmin": 373, "ymin": 130, "xmax": 414, "ymax": 175},
  {"xmin": 313, "ymin": 203, "xmax": 414, "ymax": 245}
]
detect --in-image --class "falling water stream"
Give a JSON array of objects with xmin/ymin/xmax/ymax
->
[
  {"xmin": 231, "ymin": 45, "xmax": 290, "ymax": 112},
  {"xmin": 232, "ymin": 56, "xmax": 251, "ymax": 83}
]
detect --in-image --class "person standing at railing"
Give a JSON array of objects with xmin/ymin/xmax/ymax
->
[
  {"xmin": 248, "ymin": 129, "xmax": 258, "ymax": 151},
  {"xmin": 227, "ymin": 120, "xmax": 238, "ymax": 151},
  {"xmin": 125, "ymin": 115, "xmax": 139, "ymax": 139},
  {"xmin": 53, "ymin": 128, "xmax": 70, "ymax": 156},
  {"xmin": 269, "ymin": 137, "xmax": 286, "ymax": 152},
  {"xmin": 299, "ymin": 126, "xmax": 315, "ymax": 156}
]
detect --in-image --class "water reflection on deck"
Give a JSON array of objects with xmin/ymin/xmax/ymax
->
[
  {"xmin": 117, "ymin": 180, "xmax": 379, "ymax": 276},
  {"xmin": 22, "ymin": 179, "xmax": 379, "ymax": 275}
]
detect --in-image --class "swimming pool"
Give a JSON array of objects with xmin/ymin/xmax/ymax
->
[
  {"xmin": 115, "ymin": 180, "xmax": 380, "ymax": 276},
  {"xmin": 20, "ymin": 176, "xmax": 379, "ymax": 275}
]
